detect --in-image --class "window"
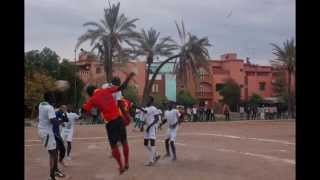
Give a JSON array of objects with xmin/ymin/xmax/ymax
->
[
  {"xmin": 96, "ymin": 67, "xmax": 101, "ymax": 74},
  {"xmin": 216, "ymin": 83, "xmax": 225, "ymax": 91},
  {"xmin": 259, "ymin": 82, "xmax": 266, "ymax": 91},
  {"xmin": 240, "ymin": 69, "xmax": 243, "ymax": 72},
  {"xmin": 152, "ymin": 84, "xmax": 159, "ymax": 93},
  {"xmin": 240, "ymin": 84, "xmax": 244, "ymax": 88},
  {"xmin": 200, "ymin": 85, "xmax": 204, "ymax": 96},
  {"xmin": 257, "ymin": 72, "xmax": 269, "ymax": 76}
]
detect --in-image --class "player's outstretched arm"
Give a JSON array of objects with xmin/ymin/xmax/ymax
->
[{"xmin": 116, "ymin": 72, "xmax": 136, "ymax": 92}]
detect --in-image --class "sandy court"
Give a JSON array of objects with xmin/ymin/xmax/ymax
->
[{"xmin": 25, "ymin": 120, "xmax": 295, "ymax": 180}]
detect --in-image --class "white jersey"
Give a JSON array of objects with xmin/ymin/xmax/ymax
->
[
  {"xmin": 37, "ymin": 102, "xmax": 56, "ymax": 132},
  {"xmin": 65, "ymin": 112, "xmax": 80, "ymax": 129},
  {"xmin": 143, "ymin": 106, "xmax": 160, "ymax": 126},
  {"xmin": 164, "ymin": 109, "xmax": 180, "ymax": 126}
]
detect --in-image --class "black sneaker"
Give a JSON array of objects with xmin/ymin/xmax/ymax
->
[{"xmin": 55, "ymin": 169, "xmax": 65, "ymax": 178}]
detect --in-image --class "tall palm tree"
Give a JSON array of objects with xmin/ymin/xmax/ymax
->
[
  {"xmin": 146, "ymin": 20, "xmax": 211, "ymax": 105},
  {"xmin": 132, "ymin": 28, "xmax": 177, "ymax": 105},
  {"xmin": 271, "ymin": 38, "xmax": 296, "ymax": 118},
  {"xmin": 76, "ymin": 2, "xmax": 139, "ymax": 82},
  {"xmin": 173, "ymin": 21, "xmax": 211, "ymax": 87}
]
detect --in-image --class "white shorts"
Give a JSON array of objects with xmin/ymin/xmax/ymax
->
[
  {"xmin": 165, "ymin": 127, "xmax": 178, "ymax": 142},
  {"xmin": 61, "ymin": 128, "xmax": 74, "ymax": 142},
  {"xmin": 144, "ymin": 126, "xmax": 156, "ymax": 139},
  {"xmin": 38, "ymin": 129, "xmax": 56, "ymax": 150}
]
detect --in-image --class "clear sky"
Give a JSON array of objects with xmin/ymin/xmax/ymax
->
[{"xmin": 25, "ymin": 0, "xmax": 295, "ymax": 65}]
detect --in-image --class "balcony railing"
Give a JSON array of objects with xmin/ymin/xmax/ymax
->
[{"xmin": 196, "ymin": 91, "xmax": 213, "ymax": 98}]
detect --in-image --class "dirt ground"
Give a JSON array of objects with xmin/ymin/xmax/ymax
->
[{"xmin": 25, "ymin": 120, "xmax": 295, "ymax": 180}]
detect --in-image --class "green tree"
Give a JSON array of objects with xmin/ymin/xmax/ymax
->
[
  {"xmin": 248, "ymin": 93, "xmax": 263, "ymax": 106},
  {"xmin": 271, "ymin": 38, "xmax": 295, "ymax": 118},
  {"xmin": 219, "ymin": 79, "xmax": 241, "ymax": 111},
  {"xmin": 123, "ymin": 85, "xmax": 139, "ymax": 105},
  {"xmin": 131, "ymin": 28, "xmax": 177, "ymax": 105},
  {"xmin": 76, "ymin": 2, "xmax": 139, "ymax": 82},
  {"xmin": 177, "ymin": 90, "xmax": 197, "ymax": 107},
  {"xmin": 154, "ymin": 95, "xmax": 169, "ymax": 110},
  {"xmin": 25, "ymin": 70, "xmax": 57, "ymax": 118}
]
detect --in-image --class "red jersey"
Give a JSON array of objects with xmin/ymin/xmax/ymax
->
[
  {"xmin": 118, "ymin": 98, "xmax": 133, "ymax": 126},
  {"xmin": 83, "ymin": 86, "xmax": 121, "ymax": 122}
]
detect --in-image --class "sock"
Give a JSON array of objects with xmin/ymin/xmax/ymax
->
[
  {"xmin": 111, "ymin": 146, "xmax": 123, "ymax": 169},
  {"xmin": 170, "ymin": 141, "xmax": 176, "ymax": 159},
  {"xmin": 122, "ymin": 143, "xmax": 129, "ymax": 167},
  {"xmin": 165, "ymin": 139, "xmax": 170, "ymax": 155},
  {"xmin": 150, "ymin": 146, "xmax": 156, "ymax": 162}
]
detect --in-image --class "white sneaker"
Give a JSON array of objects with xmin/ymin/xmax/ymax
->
[
  {"xmin": 66, "ymin": 156, "xmax": 71, "ymax": 161},
  {"xmin": 144, "ymin": 161, "xmax": 154, "ymax": 166}
]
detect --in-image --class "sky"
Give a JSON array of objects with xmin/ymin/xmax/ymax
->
[{"xmin": 25, "ymin": 0, "xmax": 295, "ymax": 65}]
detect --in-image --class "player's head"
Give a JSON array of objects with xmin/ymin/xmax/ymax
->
[
  {"xmin": 167, "ymin": 102, "xmax": 173, "ymax": 110},
  {"xmin": 146, "ymin": 96, "xmax": 154, "ymax": 106},
  {"xmin": 59, "ymin": 105, "xmax": 67, "ymax": 112},
  {"xmin": 43, "ymin": 91, "xmax": 56, "ymax": 105},
  {"xmin": 111, "ymin": 77, "xmax": 121, "ymax": 86},
  {"xmin": 86, "ymin": 85, "xmax": 97, "ymax": 97}
]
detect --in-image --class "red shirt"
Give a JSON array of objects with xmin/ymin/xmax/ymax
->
[
  {"xmin": 119, "ymin": 98, "xmax": 133, "ymax": 126},
  {"xmin": 83, "ymin": 87, "xmax": 121, "ymax": 122}
]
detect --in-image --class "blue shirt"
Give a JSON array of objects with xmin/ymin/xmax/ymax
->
[{"xmin": 53, "ymin": 111, "xmax": 64, "ymax": 137}]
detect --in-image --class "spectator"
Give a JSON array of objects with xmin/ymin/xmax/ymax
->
[
  {"xmin": 260, "ymin": 105, "xmax": 265, "ymax": 120},
  {"xmin": 274, "ymin": 106, "xmax": 278, "ymax": 119},
  {"xmin": 210, "ymin": 106, "xmax": 216, "ymax": 121},
  {"xmin": 192, "ymin": 106, "xmax": 197, "ymax": 122},
  {"xmin": 186, "ymin": 107, "xmax": 192, "ymax": 122},
  {"xmin": 251, "ymin": 106, "xmax": 257, "ymax": 120},
  {"xmin": 245, "ymin": 105, "xmax": 251, "ymax": 120},
  {"xmin": 239, "ymin": 106, "xmax": 245, "ymax": 120},
  {"xmin": 223, "ymin": 104, "xmax": 230, "ymax": 121}
]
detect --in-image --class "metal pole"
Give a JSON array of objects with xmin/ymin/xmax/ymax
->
[{"xmin": 74, "ymin": 48, "xmax": 77, "ymax": 110}]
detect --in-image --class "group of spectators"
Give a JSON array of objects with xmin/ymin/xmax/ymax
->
[
  {"xmin": 185, "ymin": 106, "xmax": 216, "ymax": 122},
  {"xmin": 240, "ymin": 104, "xmax": 287, "ymax": 120}
]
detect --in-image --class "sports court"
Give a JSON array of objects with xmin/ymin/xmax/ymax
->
[{"xmin": 25, "ymin": 120, "xmax": 295, "ymax": 180}]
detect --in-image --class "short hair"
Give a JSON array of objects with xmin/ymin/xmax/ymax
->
[
  {"xmin": 43, "ymin": 91, "xmax": 55, "ymax": 103},
  {"xmin": 86, "ymin": 85, "xmax": 97, "ymax": 96},
  {"xmin": 111, "ymin": 77, "xmax": 121, "ymax": 86}
]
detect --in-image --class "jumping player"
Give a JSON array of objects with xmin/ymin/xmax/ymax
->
[
  {"xmin": 141, "ymin": 96, "xmax": 161, "ymax": 166},
  {"xmin": 38, "ymin": 92, "xmax": 65, "ymax": 180},
  {"xmin": 61, "ymin": 106, "xmax": 80, "ymax": 160},
  {"xmin": 82, "ymin": 72, "xmax": 135, "ymax": 174},
  {"xmin": 160, "ymin": 102, "xmax": 181, "ymax": 161}
]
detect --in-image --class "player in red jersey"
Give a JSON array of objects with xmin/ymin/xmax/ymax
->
[{"xmin": 82, "ymin": 72, "xmax": 135, "ymax": 175}]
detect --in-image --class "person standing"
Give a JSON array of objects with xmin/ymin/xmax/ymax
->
[
  {"xmin": 160, "ymin": 102, "xmax": 181, "ymax": 161},
  {"xmin": 140, "ymin": 96, "xmax": 162, "ymax": 166},
  {"xmin": 82, "ymin": 72, "xmax": 135, "ymax": 175},
  {"xmin": 223, "ymin": 104, "xmax": 230, "ymax": 121},
  {"xmin": 54, "ymin": 105, "xmax": 69, "ymax": 167},
  {"xmin": 192, "ymin": 106, "xmax": 197, "ymax": 122},
  {"xmin": 61, "ymin": 107, "xmax": 80, "ymax": 160},
  {"xmin": 239, "ymin": 106, "xmax": 244, "ymax": 120},
  {"xmin": 186, "ymin": 107, "xmax": 192, "ymax": 122},
  {"xmin": 210, "ymin": 106, "xmax": 216, "ymax": 121},
  {"xmin": 38, "ymin": 92, "xmax": 66, "ymax": 180}
]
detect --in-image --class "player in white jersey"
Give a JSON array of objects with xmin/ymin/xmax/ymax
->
[
  {"xmin": 140, "ymin": 96, "xmax": 161, "ymax": 166},
  {"xmin": 160, "ymin": 102, "xmax": 181, "ymax": 161},
  {"xmin": 38, "ymin": 92, "xmax": 66, "ymax": 180},
  {"xmin": 61, "ymin": 107, "xmax": 80, "ymax": 160}
]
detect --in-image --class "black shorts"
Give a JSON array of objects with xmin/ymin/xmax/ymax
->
[{"xmin": 106, "ymin": 117, "xmax": 127, "ymax": 146}]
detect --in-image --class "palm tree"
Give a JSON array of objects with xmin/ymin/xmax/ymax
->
[
  {"xmin": 76, "ymin": 2, "xmax": 139, "ymax": 82},
  {"xmin": 270, "ymin": 38, "xmax": 295, "ymax": 118},
  {"xmin": 131, "ymin": 28, "xmax": 177, "ymax": 105},
  {"xmin": 146, "ymin": 20, "xmax": 211, "ymax": 105},
  {"xmin": 173, "ymin": 21, "xmax": 211, "ymax": 87}
]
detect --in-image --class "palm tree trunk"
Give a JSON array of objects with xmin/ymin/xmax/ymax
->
[
  {"xmin": 141, "ymin": 63, "xmax": 151, "ymax": 106},
  {"xmin": 142, "ymin": 54, "xmax": 180, "ymax": 105}
]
